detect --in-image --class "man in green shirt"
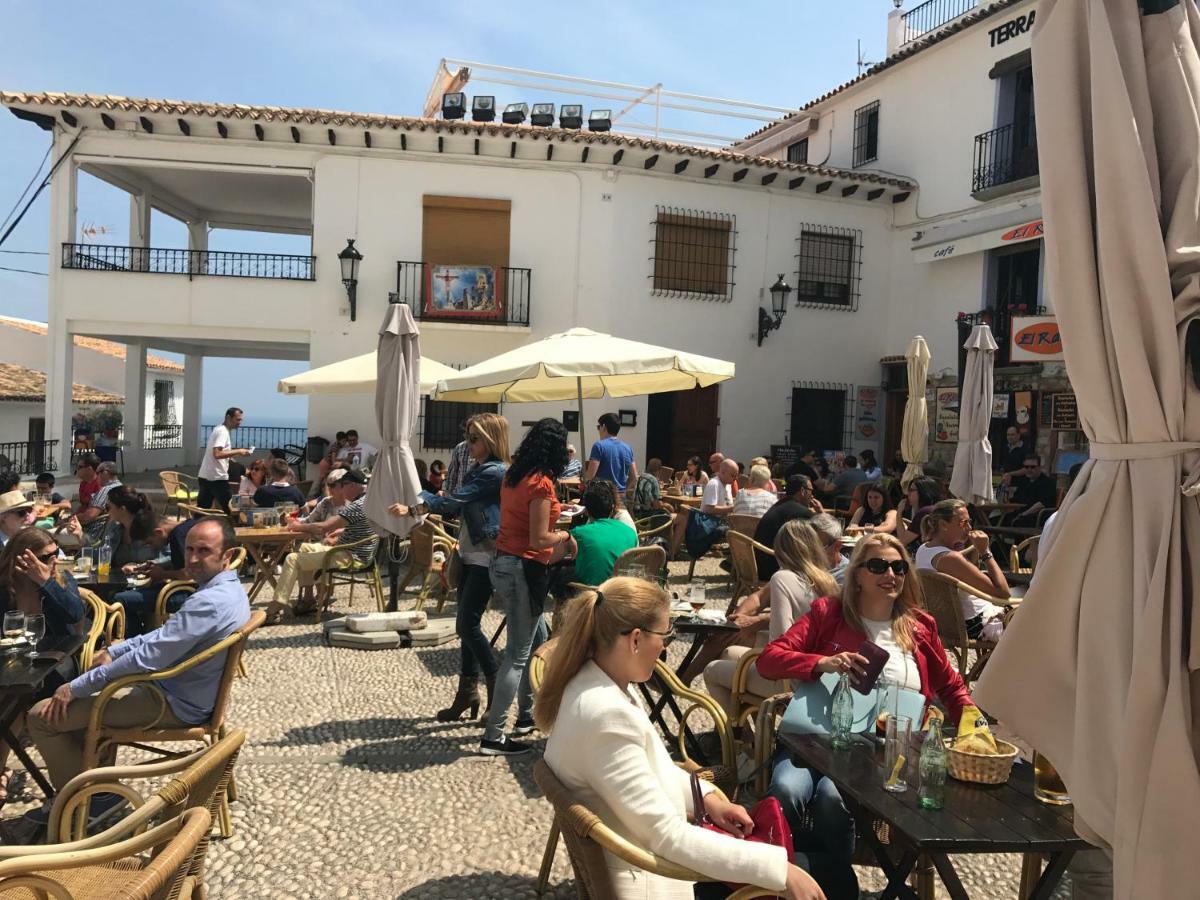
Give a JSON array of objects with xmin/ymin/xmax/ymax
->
[{"xmin": 571, "ymin": 480, "xmax": 638, "ymax": 585}]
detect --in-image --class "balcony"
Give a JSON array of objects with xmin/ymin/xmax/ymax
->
[
  {"xmin": 395, "ymin": 261, "xmax": 531, "ymax": 327},
  {"xmin": 0, "ymin": 440, "xmax": 60, "ymax": 475},
  {"xmin": 957, "ymin": 303, "xmax": 1047, "ymax": 367},
  {"xmin": 900, "ymin": 0, "xmax": 979, "ymax": 44},
  {"xmin": 972, "ymin": 120, "xmax": 1040, "ymax": 199},
  {"xmin": 62, "ymin": 244, "xmax": 315, "ymax": 281}
]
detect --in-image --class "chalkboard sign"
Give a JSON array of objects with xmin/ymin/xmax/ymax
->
[
  {"xmin": 1050, "ymin": 393, "xmax": 1079, "ymax": 431},
  {"xmin": 771, "ymin": 445, "xmax": 803, "ymax": 470}
]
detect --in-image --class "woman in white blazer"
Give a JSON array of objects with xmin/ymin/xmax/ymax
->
[{"xmin": 537, "ymin": 576, "xmax": 824, "ymax": 900}]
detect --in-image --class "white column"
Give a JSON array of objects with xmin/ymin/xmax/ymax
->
[
  {"xmin": 45, "ymin": 131, "xmax": 76, "ymax": 474},
  {"xmin": 129, "ymin": 190, "xmax": 152, "ymax": 271},
  {"xmin": 183, "ymin": 354, "xmax": 204, "ymax": 467},
  {"xmin": 123, "ymin": 342, "xmax": 147, "ymax": 468},
  {"xmin": 187, "ymin": 219, "xmax": 208, "ymax": 275}
]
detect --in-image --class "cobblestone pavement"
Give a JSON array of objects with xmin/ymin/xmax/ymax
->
[{"xmin": 2, "ymin": 557, "xmax": 1073, "ymax": 899}]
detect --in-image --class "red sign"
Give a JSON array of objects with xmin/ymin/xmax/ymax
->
[
  {"xmin": 1012, "ymin": 318, "xmax": 1063, "ymax": 359},
  {"xmin": 1001, "ymin": 220, "xmax": 1044, "ymax": 242}
]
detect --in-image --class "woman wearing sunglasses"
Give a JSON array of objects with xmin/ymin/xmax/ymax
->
[
  {"xmin": 756, "ymin": 534, "xmax": 975, "ymax": 900},
  {"xmin": 538, "ymin": 577, "xmax": 823, "ymax": 900}
]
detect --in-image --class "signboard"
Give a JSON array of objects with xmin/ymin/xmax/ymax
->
[
  {"xmin": 935, "ymin": 388, "xmax": 960, "ymax": 444},
  {"xmin": 855, "ymin": 386, "xmax": 881, "ymax": 442},
  {"xmin": 1050, "ymin": 393, "xmax": 1079, "ymax": 431},
  {"xmin": 992, "ymin": 394, "xmax": 1010, "ymax": 419},
  {"xmin": 1010, "ymin": 315, "xmax": 1064, "ymax": 361},
  {"xmin": 914, "ymin": 218, "xmax": 1043, "ymax": 263},
  {"xmin": 770, "ymin": 445, "xmax": 803, "ymax": 470}
]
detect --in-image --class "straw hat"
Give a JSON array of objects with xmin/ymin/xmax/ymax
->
[{"xmin": 0, "ymin": 491, "xmax": 35, "ymax": 516}]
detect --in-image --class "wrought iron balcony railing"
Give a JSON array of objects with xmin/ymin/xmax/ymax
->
[
  {"xmin": 62, "ymin": 244, "xmax": 315, "ymax": 281},
  {"xmin": 395, "ymin": 262, "xmax": 532, "ymax": 327},
  {"xmin": 0, "ymin": 440, "xmax": 59, "ymax": 475},
  {"xmin": 972, "ymin": 119, "xmax": 1039, "ymax": 195},
  {"xmin": 901, "ymin": 0, "xmax": 978, "ymax": 43},
  {"xmin": 957, "ymin": 303, "xmax": 1047, "ymax": 366}
]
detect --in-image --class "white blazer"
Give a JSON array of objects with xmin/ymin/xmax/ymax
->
[{"xmin": 543, "ymin": 660, "xmax": 789, "ymax": 899}]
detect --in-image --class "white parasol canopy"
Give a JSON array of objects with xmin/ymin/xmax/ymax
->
[
  {"xmin": 276, "ymin": 352, "xmax": 456, "ymax": 396},
  {"xmin": 949, "ymin": 325, "xmax": 997, "ymax": 505},
  {"xmin": 900, "ymin": 335, "xmax": 931, "ymax": 490}
]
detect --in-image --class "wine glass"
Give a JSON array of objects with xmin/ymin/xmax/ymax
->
[
  {"xmin": 3, "ymin": 611, "xmax": 25, "ymax": 653},
  {"xmin": 688, "ymin": 580, "xmax": 706, "ymax": 615},
  {"xmin": 25, "ymin": 614, "xmax": 44, "ymax": 659}
]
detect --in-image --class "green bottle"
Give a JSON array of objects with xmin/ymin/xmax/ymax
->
[{"xmin": 918, "ymin": 714, "xmax": 948, "ymax": 810}]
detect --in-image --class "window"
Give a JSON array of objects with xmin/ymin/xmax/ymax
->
[
  {"xmin": 152, "ymin": 379, "xmax": 175, "ymax": 427},
  {"xmin": 788, "ymin": 382, "xmax": 855, "ymax": 452},
  {"xmin": 786, "ymin": 139, "xmax": 809, "ymax": 164},
  {"xmin": 795, "ymin": 224, "xmax": 862, "ymax": 311},
  {"xmin": 852, "ymin": 101, "xmax": 880, "ymax": 167},
  {"xmin": 420, "ymin": 398, "xmax": 497, "ymax": 450},
  {"xmin": 650, "ymin": 207, "xmax": 736, "ymax": 300}
]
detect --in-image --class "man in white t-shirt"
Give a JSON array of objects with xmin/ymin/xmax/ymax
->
[
  {"xmin": 668, "ymin": 458, "xmax": 737, "ymax": 558},
  {"xmin": 334, "ymin": 429, "xmax": 378, "ymax": 470},
  {"xmin": 197, "ymin": 407, "xmax": 252, "ymax": 511}
]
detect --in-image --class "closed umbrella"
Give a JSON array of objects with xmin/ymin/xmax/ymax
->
[
  {"xmin": 949, "ymin": 325, "xmax": 997, "ymax": 505},
  {"xmin": 276, "ymin": 352, "xmax": 456, "ymax": 396},
  {"xmin": 975, "ymin": 2, "xmax": 1200, "ymax": 896},
  {"xmin": 363, "ymin": 302, "xmax": 425, "ymax": 540},
  {"xmin": 900, "ymin": 335, "xmax": 930, "ymax": 489}
]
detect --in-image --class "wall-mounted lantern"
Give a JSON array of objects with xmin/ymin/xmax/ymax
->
[
  {"xmin": 758, "ymin": 274, "xmax": 791, "ymax": 346},
  {"xmin": 338, "ymin": 238, "xmax": 363, "ymax": 321}
]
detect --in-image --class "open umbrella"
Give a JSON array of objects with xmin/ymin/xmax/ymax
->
[
  {"xmin": 276, "ymin": 352, "xmax": 456, "ymax": 396},
  {"xmin": 900, "ymin": 336, "xmax": 931, "ymax": 489},
  {"xmin": 949, "ymin": 325, "xmax": 997, "ymax": 505},
  {"xmin": 363, "ymin": 302, "xmax": 425, "ymax": 540},
  {"xmin": 974, "ymin": 2, "xmax": 1200, "ymax": 896},
  {"xmin": 433, "ymin": 327, "xmax": 735, "ymax": 437}
]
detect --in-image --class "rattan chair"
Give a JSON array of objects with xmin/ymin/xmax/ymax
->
[
  {"xmin": 395, "ymin": 521, "xmax": 457, "ymax": 612},
  {"xmin": 729, "ymin": 648, "xmax": 785, "ymax": 737},
  {"xmin": 633, "ymin": 513, "xmax": 674, "ymax": 546},
  {"xmin": 78, "ymin": 589, "xmax": 126, "ymax": 673},
  {"xmin": 656, "ymin": 466, "xmax": 674, "ymax": 484},
  {"xmin": 315, "ymin": 536, "xmax": 386, "ymax": 613},
  {"xmin": 176, "ymin": 504, "xmax": 227, "ymax": 521},
  {"xmin": 158, "ymin": 471, "xmax": 200, "ymax": 519},
  {"xmin": 916, "ymin": 570, "xmax": 1018, "ymax": 684},
  {"xmin": 726, "ymin": 513, "xmax": 759, "ymax": 536},
  {"xmin": 726, "ymin": 532, "xmax": 772, "ymax": 616},
  {"xmin": 612, "ymin": 545, "xmax": 667, "ymax": 579},
  {"xmin": 79, "ymin": 610, "xmax": 266, "ymax": 839},
  {"xmin": 1009, "ymin": 535, "xmax": 1040, "ymax": 575}
]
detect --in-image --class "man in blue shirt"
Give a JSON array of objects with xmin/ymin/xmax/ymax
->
[
  {"xmin": 585, "ymin": 413, "xmax": 638, "ymax": 495},
  {"xmin": 30, "ymin": 517, "xmax": 251, "ymax": 790}
]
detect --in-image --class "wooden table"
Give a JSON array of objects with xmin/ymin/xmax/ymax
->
[
  {"xmin": 662, "ymin": 494, "xmax": 702, "ymax": 511},
  {"xmin": 778, "ymin": 731, "xmax": 1088, "ymax": 900},
  {"xmin": 234, "ymin": 527, "xmax": 300, "ymax": 600},
  {"xmin": 0, "ymin": 632, "xmax": 86, "ymax": 798}
]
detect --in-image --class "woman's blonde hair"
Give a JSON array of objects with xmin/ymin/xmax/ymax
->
[
  {"xmin": 748, "ymin": 464, "xmax": 772, "ymax": 488},
  {"xmin": 773, "ymin": 520, "xmax": 838, "ymax": 598},
  {"xmin": 840, "ymin": 533, "xmax": 924, "ymax": 652},
  {"xmin": 0, "ymin": 528, "xmax": 62, "ymax": 592},
  {"xmin": 750, "ymin": 456, "xmax": 769, "ymax": 469},
  {"xmin": 920, "ymin": 498, "xmax": 967, "ymax": 543},
  {"xmin": 468, "ymin": 413, "xmax": 511, "ymax": 464},
  {"xmin": 533, "ymin": 576, "xmax": 669, "ymax": 731}
]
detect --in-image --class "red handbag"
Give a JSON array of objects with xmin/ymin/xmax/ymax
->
[{"xmin": 690, "ymin": 774, "xmax": 794, "ymax": 889}]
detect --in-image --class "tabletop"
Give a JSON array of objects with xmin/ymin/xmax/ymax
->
[
  {"xmin": 234, "ymin": 527, "xmax": 300, "ymax": 542},
  {"xmin": 671, "ymin": 616, "xmax": 740, "ymax": 636},
  {"xmin": 0, "ymin": 633, "xmax": 86, "ymax": 693},
  {"xmin": 778, "ymin": 731, "xmax": 1085, "ymax": 854}
]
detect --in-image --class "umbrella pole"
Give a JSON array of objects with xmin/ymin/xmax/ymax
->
[{"xmin": 577, "ymin": 376, "xmax": 585, "ymax": 440}]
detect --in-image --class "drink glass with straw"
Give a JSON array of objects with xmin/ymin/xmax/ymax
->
[{"xmin": 883, "ymin": 715, "xmax": 912, "ymax": 792}]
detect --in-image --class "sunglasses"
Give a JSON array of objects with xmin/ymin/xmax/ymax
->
[
  {"xmin": 35, "ymin": 551, "xmax": 58, "ymax": 563},
  {"xmin": 863, "ymin": 558, "xmax": 910, "ymax": 576},
  {"xmin": 623, "ymin": 625, "xmax": 676, "ymax": 645}
]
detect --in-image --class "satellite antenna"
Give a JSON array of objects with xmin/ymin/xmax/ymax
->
[{"xmin": 857, "ymin": 39, "xmax": 878, "ymax": 76}]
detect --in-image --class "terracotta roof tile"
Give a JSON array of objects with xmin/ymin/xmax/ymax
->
[
  {"xmin": 0, "ymin": 317, "xmax": 183, "ymax": 372},
  {"xmin": 0, "ymin": 91, "xmax": 916, "ymax": 191},
  {"xmin": 0, "ymin": 362, "xmax": 123, "ymax": 404}
]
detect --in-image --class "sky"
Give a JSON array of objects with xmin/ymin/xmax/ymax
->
[{"xmin": 0, "ymin": 0, "xmax": 894, "ymax": 426}]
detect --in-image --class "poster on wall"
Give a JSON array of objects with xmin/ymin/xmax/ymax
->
[
  {"xmin": 1010, "ymin": 315, "xmax": 1064, "ymax": 361},
  {"xmin": 424, "ymin": 265, "xmax": 505, "ymax": 319},
  {"xmin": 855, "ymin": 386, "xmax": 880, "ymax": 442},
  {"xmin": 992, "ymin": 394, "xmax": 1010, "ymax": 419},
  {"xmin": 935, "ymin": 388, "xmax": 960, "ymax": 443}
]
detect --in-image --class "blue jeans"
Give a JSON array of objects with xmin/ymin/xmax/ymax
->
[
  {"xmin": 113, "ymin": 584, "xmax": 187, "ymax": 637},
  {"xmin": 457, "ymin": 564, "xmax": 499, "ymax": 680},
  {"xmin": 769, "ymin": 748, "xmax": 858, "ymax": 900},
  {"xmin": 482, "ymin": 554, "xmax": 549, "ymax": 742}
]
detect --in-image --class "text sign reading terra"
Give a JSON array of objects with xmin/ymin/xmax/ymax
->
[{"xmin": 989, "ymin": 10, "xmax": 1036, "ymax": 47}]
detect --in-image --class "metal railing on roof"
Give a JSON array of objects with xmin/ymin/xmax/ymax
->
[
  {"xmin": 901, "ymin": 0, "xmax": 979, "ymax": 44},
  {"xmin": 61, "ymin": 244, "xmax": 315, "ymax": 281}
]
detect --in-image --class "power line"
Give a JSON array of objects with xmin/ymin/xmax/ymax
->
[
  {"xmin": 0, "ymin": 142, "xmax": 51, "ymax": 234},
  {"xmin": 0, "ymin": 249, "xmax": 48, "ymax": 255},
  {"xmin": 0, "ymin": 265, "xmax": 48, "ymax": 276},
  {"xmin": 0, "ymin": 130, "xmax": 84, "ymax": 250}
]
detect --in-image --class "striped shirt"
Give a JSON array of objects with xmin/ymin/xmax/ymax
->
[{"xmin": 336, "ymin": 497, "xmax": 378, "ymax": 562}]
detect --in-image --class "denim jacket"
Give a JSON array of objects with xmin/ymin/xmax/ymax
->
[{"xmin": 420, "ymin": 458, "xmax": 507, "ymax": 545}]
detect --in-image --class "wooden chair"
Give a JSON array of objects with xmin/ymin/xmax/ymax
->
[
  {"xmin": 726, "ymin": 513, "xmax": 759, "ymax": 537},
  {"xmin": 80, "ymin": 610, "xmax": 266, "ymax": 839},
  {"xmin": 315, "ymin": 536, "xmax": 386, "ymax": 613},
  {"xmin": 726, "ymin": 531, "xmax": 771, "ymax": 616},
  {"xmin": 395, "ymin": 521, "xmax": 457, "ymax": 612},
  {"xmin": 78, "ymin": 589, "xmax": 126, "ymax": 673},
  {"xmin": 612, "ymin": 545, "xmax": 667, "ymax": 579},
  {"xmin": 534, "ymin": 760, "xmax": 780, "ymax": 900},
  {"xmin": 916, "ymin": 570, "xmax": 1018, "ymax": 684},
  {"xmin": 655, "ymin": 466, "xmax": 674, "ymax": 484},
  {"xmin": 1010, "ymin": 535, "xmax": 1040, "ymax": 575},
  {"xmin": 158, "ymin": 471, "xmax": 199, "ymax": 518}
]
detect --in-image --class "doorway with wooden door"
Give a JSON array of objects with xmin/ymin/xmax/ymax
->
[{"xmin": 646, "ymin": 385, "xmax": 719, "ymax": 470}]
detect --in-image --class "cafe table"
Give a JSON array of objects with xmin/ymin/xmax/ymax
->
[
  {"xmin": 777, "ymin": 731, "xmax": 1088, "ymax": 900},
  {"xmin": 662, "ymin": 493, "xmax": 702, "ymax": 511},
  {"xmin": 234, "ymin": 526, "xmax": 300, "ymax": 600},
  {"xmin": 0, "ymin": 632, "xmax": 86, "ymax": 798}
]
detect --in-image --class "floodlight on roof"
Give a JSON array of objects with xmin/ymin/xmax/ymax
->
[
  {"xmin": 502, "ymin": 102, "xmax": 528, "ymax": 125},
  {"xmin": 560, "ymin": 105, "xmax": 583, "ymax": 129},
  {"xmin": 588, "ymin": 109, "xmax": 612, "ymax": 132},
  {"xmin": 472, "ymin": 95, "xmax": 496, "ymax": 122},
  {"xmin": 530, "ymin": 103, "xmax": 556, "ymax": 127},
  {"xmin": 442, "ymin": 92, "xmax": 466, "ymax": 120}
]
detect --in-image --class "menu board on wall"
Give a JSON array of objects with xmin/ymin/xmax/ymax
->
[
  {"xmin": 935, "ymin": 388, "xmax": 960, "ymax": 444},
  {"xmin": 1051, "ymin": 393, "xmax": 1079, "ymax": 431},
  {"xmin": 770, "ymin": 445, "xmax": 802, "ymax": 470},
  {"xmin": 856, "ymin": 386, "xmax": 881, "ymax": 442}
]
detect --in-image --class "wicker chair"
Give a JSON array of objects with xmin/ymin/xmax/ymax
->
[
  {"xmin": 315, "ymin": 536, "xmax": 386, "ymax": 613},
  {"xmin": 726, "ymin": 513, "xmax": 759, "ymax": 536},
  {"xmin": 79, "ymin": 610, "xmax": 266, "ymax": 839},
  {"xmin": 395, "ymin": 521, "xmax": 457, "ymax": 612},
  {"xmin": 633, "ymin": 513, "xmax": 674, "ymax": 546},
  {"xmin": 1009, "ymin": 535, "xmax": 1040, "ymax": 575},
  {"xmin": 77, "ymin": 589, "xmax": 126, "ymax": 673},
  {"xmin": 533, "ymin": 760, "xmax": 781, "ymax": 900},
  {"xmin": 0, "ymin": 807, "xmax": 211, "ymax": 900},
  {"xmin": 158, "ymin": 471, "xmax": 199, "ymax": 518},
  {"xmin": 916, "ymin": 570, "xmax": 1018, "ymax": 684},
  {"xmin": 612, "ymin": 545, "xmax": 667, "ymax": 580},
  {"xmin": 729, "ymin": 648, "xmax": 785, "ymax": 735},
  {"xmin": 726, "ymin": 532, "xmax": 772, "ymax": 616},
  {"xmin": 176, "ymin": 504, "xmax": 228, "ymax": 521},
  {"xmin": 656, "ymin": 466, "xmax": 674, "ymax": 484}
]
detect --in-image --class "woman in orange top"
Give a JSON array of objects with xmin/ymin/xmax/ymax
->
[{"xmin": 479, "ymin": 417, "xmax": 577, "ymax": 756}]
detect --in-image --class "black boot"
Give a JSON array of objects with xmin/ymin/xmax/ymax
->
[{"xmin": 436, "ymin": 676, "xmax": 481, "ymax": 722}]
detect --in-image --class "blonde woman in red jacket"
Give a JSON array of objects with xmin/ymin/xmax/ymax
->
[{"xmin": 756, "ymin": 533, "xmax": 975, "ymax": 900}]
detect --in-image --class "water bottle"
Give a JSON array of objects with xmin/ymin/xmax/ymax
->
[
  {"xmin": 918, "ymin": 715, "xmax": 949, "ymax": 810},
  {"xmin": 831, "ymin": 672, "xmax": 854, "ymax": 750}
]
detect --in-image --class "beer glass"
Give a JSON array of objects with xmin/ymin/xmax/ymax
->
[{"xmin": 1034, "ymin": 752, "xmax": 1071, "ymax": 805}]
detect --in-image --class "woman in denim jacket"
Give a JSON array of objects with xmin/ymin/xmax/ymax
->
[{"xmin": 391, "ymin": 413, "xmax": 510, "ymax": 721}]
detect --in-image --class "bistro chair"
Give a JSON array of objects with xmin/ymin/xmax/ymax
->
[
  {"xmin": 1010, "ymin": 535, "xmax": 1040, "ymax": 575},
  {"xmin": 655, "ymin": 465, "xmax": 674, "ymax": 483},
  {"xmin": 725, "ymin": 513, "xmax": 759, "ymax": 537},
  {"xmin": 916, "ymin": 570, "xmax": 1018, "ymax": 684},
  {"xmin": 395, "ymin": 521, "xmax": 457, "ymax": 612},
  {"xmin": 315, "ymin": 536, "xmax": 386, "ymax": 613},
  {"xmin": 726, "ymin": 531, "xmax": 772, "ymax": 616},
  {"xmin": 79, "ymin": 609, "xmax": 266, "ymax": 839},
  {"xmin": 177, "ymin": 503, "xmax": 227, "ymax": 521},
  {"xmin": 78, "ymin": 589, "xmax": 126, "ymax": 673},
  {"xmin": 158, "ymin": 471, "xmax": 199, "ymax": 518},
  {"xmin": 612, "ymin": 545, "xmax": 667, "ymax": 580},
  {"xmin": 633, "ymin": 512, "xmax": 674, "ymax": 546},
  {"xmin": 0, "ymin": 807, "xmax": 212, "ymax": 900}
]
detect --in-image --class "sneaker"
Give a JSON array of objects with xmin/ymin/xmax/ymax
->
[
  {"xmin": 512, "ymin": 718, "xmax": 536, "ymax": 736},
  {"xmin": 479, "ymin": 737, "xmax": 531, "ymax": 756}
]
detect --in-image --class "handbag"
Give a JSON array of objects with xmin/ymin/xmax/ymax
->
[
  {"xmin": 690, "ymin": 773, "xmax": 793, "ymax": 889},
  {"xmin": 778, "ymin": 672, "xmax": 927, "ymax": 737}
]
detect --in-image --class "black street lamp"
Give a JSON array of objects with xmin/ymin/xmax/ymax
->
[
  {"xmin": 758, "ymin": 274, "xmax": 791, "ymax": 346},
  {"xmin": 338, "ymin": 238, "xmax": 363, "ymax": 321}
]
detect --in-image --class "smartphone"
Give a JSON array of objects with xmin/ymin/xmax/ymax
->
[{"xmin": 853, "ymin": 640, "xmax": 890, "ymax": 695}]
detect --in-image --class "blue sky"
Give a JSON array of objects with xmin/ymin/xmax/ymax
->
[{"xmin": 0, "ymin": 0, "xmax": 891, "ymax": 425}]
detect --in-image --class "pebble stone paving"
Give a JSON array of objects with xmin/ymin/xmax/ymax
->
[{"xmin": 2, "ymin": 556, "xmax": 1072, "ymax": 899}]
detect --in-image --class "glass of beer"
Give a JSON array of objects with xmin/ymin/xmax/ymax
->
[
  {"xmin": 688, "ymin": 580, "xmax": 706, "ymax": 615},
  {"xmin": 1034, "ymin": 751, "xmax": 1070, "ymax": 805},
  {"xmin": 3, "ymin": 611, "xmax": 25, "ymax": 652}
]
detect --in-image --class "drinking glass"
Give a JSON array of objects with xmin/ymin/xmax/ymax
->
[
  {"xmin": 74, "ymin": 548, "xmax": 94, "ymax": 578},
  {"xmin": 883, "ymin": 715, "xmax": 912, "ymax": 793},
  {"xmin": 3, "ymin": 611, "xmax": 25, "ymax": 651},
  {"xmin": 688, "ymin": 579, "xmax": 706, "ymax": 614},
  {"xmin": 97, "ymin": 544, "xmax": 112, "ymax": 582},
  {"xmin": 623, "ymin": 564, "xmax": 648, "ymax": 582},
  {"xmin": 25, "ymin": 614, "xmax": 45, "ymax": 659},
  {"xmin": 1034, "ymin": 751, "xmax": 1071, "ymax": 805}
]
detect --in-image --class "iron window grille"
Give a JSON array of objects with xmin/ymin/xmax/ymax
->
[
  {"xmin": 786, "ymin": 139, "xmax": 809, "ymax": 164},
  {"xmin": 649, "ymin": 206, "xmax": 737, "ymax": 301},
  {"xmin": 795, "ymin": 224, "xmax": 862, "ymax": 311},
  {"xmin": 786, "ymin": 381, "xmax": 856, "ymax": 452},
  {"xmin": 420, "ymin": 398, "xmax": 498, "ymax": 450},
  {"xmin": 852, "ymin": 101, "xmax": 880, "ymax": 168}
]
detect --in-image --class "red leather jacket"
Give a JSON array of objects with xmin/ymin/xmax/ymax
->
[{"xmin": 756, "ymin": 596, "xmax": 974, "ymax": 725}]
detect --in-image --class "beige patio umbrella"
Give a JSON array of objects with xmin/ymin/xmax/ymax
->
[
  {"xmin": 276, "ymin": 352, "xmax": 456, "ymax": 396},
  {"xmin": 949, "ymin": 324, "xmax": 997, "ymax": 505},
  {"xmin": 363, "ymin": 302, "xmax": 425, "ymax": 540},
  {"xmin": 433, "ymin": 327, "xmax": 735, "ymax": 436},
  {"xmin": 899, "ymin": 335, "xmax": 930, "ymax": 489},
  {"xmin": 975, "ymin": 2, "xmax": 1200, "ymax": 896}
]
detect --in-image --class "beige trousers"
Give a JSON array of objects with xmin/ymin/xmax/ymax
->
[
  {"xmin": 273, "ymin": 541, "xmax": 331, "ymax": 601},
  {"xmin": 702, "ymin": 645, "xmax": 784, "ymax": 720},
  {"xmin": 28, "ymin": 683, "xmax": 188, "ymax": 790}
]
